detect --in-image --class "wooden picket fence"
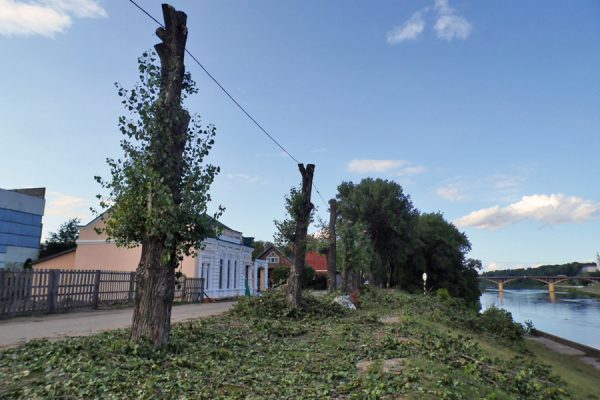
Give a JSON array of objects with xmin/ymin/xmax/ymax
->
[{"xmin": 0, "ymin": 268, "xmax": 205, "ymax": 318}]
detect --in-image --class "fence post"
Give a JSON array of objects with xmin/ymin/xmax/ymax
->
[
  {"xmin": 92, "ymin": 270, "xmax": 101, "ymax": 309},
  {"xmin": 47, "ymin": 269, "xmax": 60, "ymax": 313},
  {"xmin": 180, "ymin": 275, "xmax": 187, "ymax": 302},
  {"xmin": 128, "ymin": 272, "xmax": 136, "ymax": 304}
]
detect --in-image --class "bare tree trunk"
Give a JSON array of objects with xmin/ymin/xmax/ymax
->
[
  {"xmin": 131, "ymin": 4, "xmax": 189, "ymax": 347},
  {"xmin": 326, "ymin": 199, "xmax": 337, "ymax": 293},
  {"xmin": 341, "ymin": 243, "xmax": 350, "ymax": 294},
  {"xmin": 286, "ymin": 164, "xmax": 314, "ymax": 309}
]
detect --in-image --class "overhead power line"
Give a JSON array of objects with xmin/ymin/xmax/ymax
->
[{"xmin": 126, "ymin": 0, "xmax": 329, "ymax": 208}]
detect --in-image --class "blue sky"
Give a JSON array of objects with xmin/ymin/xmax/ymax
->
[{"xmin": 1, "ymin": 0, "xmax": 599, "ymax": 271}]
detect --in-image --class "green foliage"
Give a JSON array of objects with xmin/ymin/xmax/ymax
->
[
  {"xmin": 435, "ymin": 287, "xmax": 451, "ymax": 301},
  {"xmin": 271, "ymin": 266, "xmax": 290, "ymax": 285},
  {"xmin": 337, "ymin": 178, "xmax": 417, "ymax": 286},
  {"xmin": 270, "ymin": 265, "xmax": 315, "ymax": 287},
  {"xmin": 251, "ymin": 240, "xmax": 273, "ymax": 260},
  {"xmin": 482, "ymin": 261, "xmax": 595, "ymax": 277},
  {"xmin": 232, "ymin": 288, "xmax": 347, "ymax": 320},
  {"xmin": 39, "ymin": 218, "xmax": 79, "ymax": 259},
  {"xmin": 335, "ymin": 180, "xmax": 480, "ymax": 305},
  {"xmin": 406, "ymin": 213, "xmax": 481, "ymax": 306},
  {"xmin": 479, "ymin": 306, "xmax": 525, "ymax": 342},
  {"xmin": 0, "ymin": 288, "xmax": 575, "ymax": 399},
  {"xmin": 273, "ymin": 186, "xmax": 314, "ymax": 250},
  {"xmin": 94, "ymin": 51, "xmax": 221, "ymax": 259}
]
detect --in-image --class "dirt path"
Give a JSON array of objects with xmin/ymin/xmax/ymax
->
[{"xmin": 0, "ymin": 301, "xmax": 235, "ymax": 349}]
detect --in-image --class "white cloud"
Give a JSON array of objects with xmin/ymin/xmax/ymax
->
[
  {"xmin": 454, "ymin": 194, "xmax": 600, "ymax": 230},
  {"xmin": 348, "ymin": 159, "xmax": 408, "ymax": 173},
  {"xmin": 45, "ymin": 191, "xmax": 88, "ymax": 217},
  {"xmin": 387, "ymin": 10, "xmax": 426, "ymax": 44},
  {"xmin": 0, "ymin": 0, "xmax": 106, "ymax": 38},
  {"xmin": 434, "ymin": 0, "xmax": 472, "ymax": 41},
  {"xmin": 226, "ymin": 173, "xmax": 267, "ymax": 185},
  {"xmin": 388, "ymin": 0, "xmax": 471, "ymax": 44},
  {"xmin": 437, "ymin": 184, "xmax": 468, "ymax": 202}
]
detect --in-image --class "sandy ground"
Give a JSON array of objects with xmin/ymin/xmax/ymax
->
[{"xmin": 0, "ymin": 301, "xmax": 235, "ymax": 349}]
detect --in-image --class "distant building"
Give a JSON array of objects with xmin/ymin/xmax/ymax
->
[
  {"xmin": 256, "ymin": 245, "xmax": 329, "ymax": 289},
  {"xmin": 580, "ymin": 254, "xmax": 600, "ymax": 274},
  {"xmin": 34, "ymin": 214, "xmax": 268, "ymax": 299},
  {"xmin": 0, "ymin": 188, "xmax": 46, "ymax": 268}
]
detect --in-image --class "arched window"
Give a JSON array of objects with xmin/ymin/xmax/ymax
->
[
  {"xmin": 219, "ymin": 259, "xmax": 223, "ymax": 289},
  {"xmin": 227, "ymin": 260, "xmax": 231, "ymax": 289},
  {"xmin": 205, "ymin": 263, "xmax": 210, "ymax": 289},
  {"xmin": 234, "ymin": 261, "xmax": 237, "ymax": 289}
]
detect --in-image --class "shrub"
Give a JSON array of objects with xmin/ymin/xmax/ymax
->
[
  {"xmin": 479, "ymin": 306, "xmax": 525, "ymax": 342},
  {"xmin": 435, "ymin": 288, "xmax": 451, "ymax": 301},
  {"xmin": 232, "ymin": 288, "xmax": 347, "ymax": 320},
  {"xmin": 271, "ymin": 265, "xmax": 316, "ymax": 288}
]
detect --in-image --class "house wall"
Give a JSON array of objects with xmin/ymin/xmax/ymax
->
[{"xmin": 34, "ymin": 250, "xmax": 76, "ymax": 269}]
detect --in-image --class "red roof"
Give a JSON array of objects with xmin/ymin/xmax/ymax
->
[{"xmin": 305, "ymin": 251, "xmax": 327, "ymax": 272}]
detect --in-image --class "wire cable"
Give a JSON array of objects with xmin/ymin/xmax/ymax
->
[{"xmin": 127, "ymin": 0, "xmax": 329, "ymax": 207}]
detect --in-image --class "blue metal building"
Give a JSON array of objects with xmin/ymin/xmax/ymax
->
[{"xmin": 0, "ymin": 188, "xmax": 45, "ymax": 268}]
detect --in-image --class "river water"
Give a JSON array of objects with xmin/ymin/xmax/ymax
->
[{"xmin": 480, "ymin": 288, "xmax": 600, "ymax": 350}]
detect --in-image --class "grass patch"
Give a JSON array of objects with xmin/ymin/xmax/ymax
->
[{"xmin": 0, "ymin": 288, "xmax": 577, "ymax": 399}]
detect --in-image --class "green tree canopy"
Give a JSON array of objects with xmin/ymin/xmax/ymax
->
[
  {"xmin": 94, "ymin": 52, "xmax": 221, "ymax": 259},
  {"xmin": 336, "ymin": 178, "xmax": 417, "ymax": 286},
  {"xmin": 406, "ymin": 213, "xmax": 480, "ymax": 305},
  {"xmin": 39, "ymin": 218, "xmax": 80, "ymax": 259}
]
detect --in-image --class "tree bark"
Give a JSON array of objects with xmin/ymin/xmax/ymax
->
[
  {"xmin": 326, "ymin": 199, "xmax": 337, "ymax": 293},
  {"xmin": 131, "ymin": 4, "xmax": 189, "ymax": 347},
  {"xmin": 286, "ymin": 164, "xmax": 314, "ymax": 309}
]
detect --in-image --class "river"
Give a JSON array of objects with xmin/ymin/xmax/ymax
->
[{"xmin": 480, "ymin": 288, "xmax": 600, "ymax": 350}]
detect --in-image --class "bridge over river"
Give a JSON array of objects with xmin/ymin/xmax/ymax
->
[{"xmin": 479, "ymin": 275, "xmax": 600, "ymax": 293}]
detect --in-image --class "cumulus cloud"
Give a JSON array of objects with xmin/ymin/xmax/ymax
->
[
  {"xmin": 387, "ymin": 10, "xmax": 426, "ymax": 44},
  {"xmin": 387, "ymin": 0, "xmax": 471, "ymax": 44},
  {"xmin": 434, "ymin": 0, "xmax": 472, "ymax": 40},
  {"xmin": 0, "ymin": 0, "xmax": 106, "ymax": 37},
  {"xmin": 45, "ymin": 191, "xmax": 88, "ymax": 217},
  {"xmin": 348, "ymin": 159, "xmax": 407, "ymax": 173},
  {"xmin": 454, "ymin": 194, "xmax": 600, "ymax": 230},
  {"xmin": 436, "ymin": 184, "xmax": 468, "ymax": 202}
]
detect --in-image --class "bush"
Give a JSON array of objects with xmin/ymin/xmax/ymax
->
[
  {"xmin": 479, "ymin": 306, "xmax": 525, "ymax": 342},
  {"xmin": 271, "ymin": 265, "xmax": 316, "ymax": 288},
  {"xmin": 232, "ymin": 288, "xmax": 348, "ymax": 320},
  {"xmin": 435, "ymin": 288, "xmax": 451, "ymax": 301}
]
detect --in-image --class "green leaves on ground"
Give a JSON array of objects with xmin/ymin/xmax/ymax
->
[{"xmin": 0, "ymin": 290, "xmax": 570, "ymax": 399}]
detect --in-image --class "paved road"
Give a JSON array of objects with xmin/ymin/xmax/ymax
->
[{"xmin": 0, "ymin": 301, "xmax": 235, "ymax": 348}]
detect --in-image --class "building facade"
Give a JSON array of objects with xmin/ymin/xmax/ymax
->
[
  {"xmin": 0, "ymin": 188, "xmax": 45, "ymax": 268},
  {"xmin": 34, "ymin": 215, "xmax": 268, "ymax": 299}
]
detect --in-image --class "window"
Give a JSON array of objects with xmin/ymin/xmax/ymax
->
[
  {"xmin": 227, "ymin": 260, "xmax": 231, "ymax": 289},
  {"xmin": 205, "ymin": 263, "xmax": 210, "ymax": 289},
  {"xmin": 267, "ymin": 253, "xmax": 279, "ymax": 264},
  {"xmin": 219, "ymin": 259, "xmax": 223, "ymax": 289},
  {"xmin": 233, "ymin": 261, "xmax": 237, "ymax": 289}
]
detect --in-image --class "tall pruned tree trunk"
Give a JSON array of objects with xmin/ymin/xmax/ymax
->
[
  {"xmin": 286, "ymin": 164, "xmax": 314, "ymax": 309},
  {"xmin": 131, "ymin": 4, "xmax": 190, "ymax": 346},
  {"xmin": 326, "ymin": 199, "xmax": 337, "ymax": 292}
]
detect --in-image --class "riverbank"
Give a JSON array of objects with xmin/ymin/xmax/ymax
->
[
  {"xmin": 559, "ymin": 283, "xmax": 600, "ymax": 299},
  {"xmin": 1, "ymin": 289, "xmax": 599, "ymax": 399}
]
